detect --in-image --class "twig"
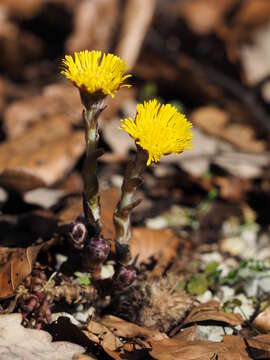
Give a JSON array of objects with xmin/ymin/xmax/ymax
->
[{"xmin": 117, "ymin": 0, "xmax": 157, "ymax": 68}]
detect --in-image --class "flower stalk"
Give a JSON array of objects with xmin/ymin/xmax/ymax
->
[
  {"xmin": 117, "ymin": 99, "xmax": 193, "ymax": 264},
  {"xmin": 82, "ymin": 101, "xmax": 105, "ymax": 234},
  {"xmin": 113, "ymin": 147, "xmax": 148, "ymax": 263},
  {"xmin": 61, "ymin": 49, "xmax": 193, "ymax": 292},
  {"xmin": 61, "ymin": 50, "xmax": 131, "ymax": 236}
]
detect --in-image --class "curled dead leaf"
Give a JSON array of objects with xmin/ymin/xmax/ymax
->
[
  {"xmin": 0, "ymin": 244, "xmax": 43, "ymax": 299},
  {"xmin": 182, "ymin": 301, "xmax": 244, "ymax": 327},
  {"xmin": 85, "ymin": 315, "xmax": 167, "ymax": 359},
  {"xmin": 150, "ymin": 334, "xmax": 252, "ymax": 360},
  {"xmin": 100, "ymin": 315, "xmax": 167, "ymax": 341},
  {"xmin": 253, "ymin": 306, "xmax": 270, "ymax": 332}
]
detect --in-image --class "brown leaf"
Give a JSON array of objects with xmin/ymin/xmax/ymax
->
[
  {"xmin": 182, "ymin": 301, "xmax": 244, "ymax": 327},
  {"xmin": 191, "ymin": 106, "xmax": 265, "ymax": 153},
  {"xmin": 0, "ymin": 10, "xmax": 42, "ymax": 74},
  {"xmin": 0, "ymin": 116, "xmax": 84, "ymax": 192},
  {"xmin": 4, "ymin": 83, "xmax": 81, "ymax": 139},
  {"xmin": 173, "ymin": 325, "xmax": 201, "ymax": 342},
  {"xmin": 100, "ymin": 189, "xmax": 120, "ymax": 241},
  {"xmin": 84, "ymin": 313, "xmax": 267, "ymax": 360},
  {"xmin": 85, "ymin": 316, "xmax": 166, "ymax": 359},
  {"xmin": 175, "ymin": 127, "xmax": 269, "ymax": 179},
  {"xmin": 247, "ymin": 334, "xmax": 270, "ymax": 353},
  {"xmin": 100, "ymin": 315, "xmax": 167, "ymax": 341},
  {"xmin": 173, "ymin": 0, "xmax": 237, "ymax": 35},
  {"xmin": 1, "ymin": 0, "xmax": 44, "ymax": 18},
  {"xmin": 73, "ymin": 355, "xmax": 96, "ymax": 360},
  {"xmin": 130, "ymin": 228, "xmax": 182, "ymax": 277},
  {"xmin": 253, "ymin": 306, "xmax": 270, "ymax": 332},
  {"xmin": 85, "ymin": 320, "xmax": 124, "ymax": 352},
  {"xmin": 150, "ymin": 335, "xmax": 250, "ymax": 360},
  {"xmin": 233, "ymin": 0, "xmax": 270, "ymax": 28},
  {"xmin": 0, "ymin": 244, "xmax": 43, "ymax": 299},
  {"xmin": 215, "ymin": 176, "xmax": 251, "ymax": 202}
]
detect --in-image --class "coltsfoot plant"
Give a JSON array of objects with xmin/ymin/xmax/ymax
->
[{"xmin": 61, "ymin": 49, "xmax": 193, "ymax": 289}]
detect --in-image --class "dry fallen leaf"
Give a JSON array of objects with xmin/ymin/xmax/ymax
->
[
  {"xmin": 73, "ymin": 355, "xmax": 96, "ymax": 360},
  {"xmin": 130, "ymin": 227, "xmax": 182, "ymax": 277},
  {"xmin": 166, "ymin": 127, "xmax": 269, "ymax": 179},
  {"xmin": 253, "ymin": 306, "xmax": 270, "ymax": 332},
  {"xmin": 191, "ymin": 106, "xmax": 265, "ymax": 153},
  {"xmin": 233, "ymin": 0, "xmax": 270, "ymax": 29},
  {"xmin": 0, "ymin": 116, "xmax": 84, "ymax": 192},
  {"xmin": 247, "ymin": 334, "xmax": 270, "ymax": 353},
  {"xmin": 0, "ymin": 313, "xmax": 84, "ymax": 360},
  {"xmin": 85, "ymin": 319, "xmax": 124, "ymax": 353},
  {"xmin": 1, "ymin": 0, "xmax": 44, "ymax": 18},
  {"xmin": 0, "ymin": 7, "xmax": 42, "ymax": 74},
  {"xmin": 215, "ymin": 176, "xmax": 251, "ymax": 202},
  {"xmin": 85, "ymin": 315, "xmax": 167, "ymax": 359},
  {"xmin": 0, "ymin": 244, "xmax": 43, "ymax": 299},
  {"xmin": 4, "ymin": 83, "xmax": 81, "ymax": 139},
  {"xmin": 100, "ymin": 315, "xmax": 168, "ymax": 341},
  {"xmin": 150, "ymin": 334, "xmax": 252, "ymax": 360},
  {"xmin": 173, "ymin": 0, "xmax": 237, "ymax": 35},
  {"xmin": 182, "ymin": 301, "xmax": 244, "ymax": 327}
]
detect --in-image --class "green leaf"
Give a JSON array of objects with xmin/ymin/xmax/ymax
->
[
  {"xmin": 176, "ymin": 280, "xmax": 187, "ymax": 290},
  {"xmin": 74, "ymin": 272, "xmax": 91, "ymax": 286},
  {"xmin": 204, "ymin": 262, "xmax": 219, "ymax": 276},
  {"xmin": 187, "ymin": 274, "xmax": 208, "ymax": 295}
]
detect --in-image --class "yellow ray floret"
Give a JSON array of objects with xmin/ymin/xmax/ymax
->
[
  {"xmin": 61, "ymin": 50, "xmax": 131, "ymax": 97},
  {"xmin": 121, "ymin": 99, "xmax": 193, "ymax": 165}
]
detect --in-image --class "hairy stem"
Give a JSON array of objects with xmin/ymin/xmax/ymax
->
[
  {"xmin": 113, "ymin": 147, "xmax": 148, "ymax": 263},
  {"xmin": 82, "ymin": 102, "xmax": 105, "ymax": 234}
]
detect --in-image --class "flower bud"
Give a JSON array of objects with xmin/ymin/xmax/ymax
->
[
  {"xmin": 83, "ymin": 237, "xmax": 110, "ymax": 271},
  {"xmin": 69, "ymin": 220, "xmax": 88, "ymax": 250},
  {"xmin": 21, "ymin": 295, "xmax": 39, "ymax": 313},
  {"xmin": 114, "ymin": 265, "xmax": 136, "ymax": 289}
]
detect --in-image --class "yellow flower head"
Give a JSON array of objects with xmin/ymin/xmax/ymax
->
[
  {"xmin": 121, "ymin": 99, "xmax": 193, "ymax": 165},
  {"xmin": 61, "ymin": 50, "xmax": 131, "ymax": 97}
]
